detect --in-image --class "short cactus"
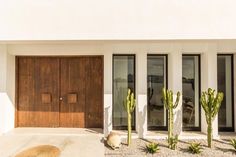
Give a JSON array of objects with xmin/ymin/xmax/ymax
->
[
  {"xmin": 123, "ymin": 88, "xmax": 136, "ymax": 146},
  {"xmin": 162, "ymin": 88, "xmax": 180, "ymax": 148}
]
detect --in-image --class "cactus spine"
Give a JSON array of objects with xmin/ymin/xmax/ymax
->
[
  {"xmin": 124, "ymin": 88, "xmax": 136, "ymax": 146},
  {"xmin": 200, "ymin": 88, "xmax": 223, "ymax": 148},
  {"xmin": 162, "ymin": 88, "xmax": 180, "ymax": 148}
]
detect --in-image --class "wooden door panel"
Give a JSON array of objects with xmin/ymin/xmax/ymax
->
[
  {"xmin": 85, "ymin": 57, "xmax": 103, "ymax": 128},
  {"xmin": 17, "ymin": 56, "xmax": 103, "ymax": 128},
  {"xmin": 18, "ymin": 58, "xmax": 36, "ymax": 127},
  {"xmin": 60, "ymin": 58, "xmax": 86, "ymax": 127},
  {"xmin": 17, "ymin": 57, "xmax": 60, "ymax": 127}
]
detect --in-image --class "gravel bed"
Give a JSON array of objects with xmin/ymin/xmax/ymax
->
[{"xmin": 105, "ymin": 138, "xmax": 236, "ymax": 157}]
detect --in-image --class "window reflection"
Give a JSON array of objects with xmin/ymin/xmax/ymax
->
[
  {"xmin": 218, "ymin": 55, "xmax": 233, "ymax": 130},
  {"xmin": 147, "ymin": 55, "xmax": 167, "ymax": 130},
  {"xmin": 113, "ymin": 55, "xmax": 135, "ymax": 129},
  {"xmin": 182, "ymin": 55, "xmax": 200, "ymax": 129}
]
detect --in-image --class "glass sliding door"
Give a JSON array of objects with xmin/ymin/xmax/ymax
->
[
  {"xmin": 147, "ymin": 55, "xmax": 167, "ymax": 130},
  {"xmin": 182, "ymin": 55, "xmax": 200, "ymax": 130},
  {"xmin": 113, "ymin": 55, "xmax": 135, "ymax": 130},
  {"xmin": 217, "ymin": 55, "xmax": 234, "ymax": 131}
]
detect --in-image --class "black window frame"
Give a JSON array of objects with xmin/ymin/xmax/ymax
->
[
  {"xmin": 218, "ymin": 54, "xmax": 235, "ymax": 132},
  {"xmin": 112, "ymin": 54, "xmax": 136, "ymax": 130}
]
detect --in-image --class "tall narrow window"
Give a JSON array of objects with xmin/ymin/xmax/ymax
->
[
  {"xmin": 147, "ymin": 55, "xmax": 167, "ymax": 130},
  {"xmin": 113, "ymin": 55, "xmax": 135, "ymax": 130},
  {"xmin": 217, "ymin": 55, "xmax": 234, "ymax": 131},
  {"xmin": 182, "ymin": 55, "xmax": 200, "ymax": 130}
]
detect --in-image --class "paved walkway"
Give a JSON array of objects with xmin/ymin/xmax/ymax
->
[{"xmin": 0, "ymin": 128, "xmax": 104, "ymax": 157}]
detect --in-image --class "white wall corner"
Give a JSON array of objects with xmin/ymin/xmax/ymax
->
[
  {"xmin": 0, "ymin": 45, "xmax": 7, "ymax": 92},
  {"xmin": 0, "ymin": 45, "xmax": 15, "ymax": 134}
]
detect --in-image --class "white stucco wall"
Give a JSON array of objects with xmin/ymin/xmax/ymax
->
[
  {"xmin": 0, "ymin": 45, "xmax": 15, "ymax": 135},
  {"xmin": 0, "ymin": 40, "xmax": 236, "ymax": 137},
  {"xmin": 1, "ymin": 0, "xmax": 236, "ymax": 40}
]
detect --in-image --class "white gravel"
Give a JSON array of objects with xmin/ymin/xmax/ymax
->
[{"xmin": 105, "ymin": 138, "xmax": 236, "ymax": 157}]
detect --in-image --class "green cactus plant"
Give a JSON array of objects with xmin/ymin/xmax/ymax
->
[
  {"xmin": 123, "ymin": 88, "xmax": 136, "ymax": 146},
  {"xmin": 200, "ymin": 88, "xmax": 223, "ymax": 148},
  {"xmin": 230, "ymin": 139, "xmax": 236, "ymax": 150},
  {"xmin": 188, "ymin": 142, "xmax": 203, "ymax": 154},
  {"xmin": 169, "ymin": 135, "xmax": 179, "ymax": 150},
  {"xmin": 162, "ymin": 88, "xmax": 180, "ymax": 148}
]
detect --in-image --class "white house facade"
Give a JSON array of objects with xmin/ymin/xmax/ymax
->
[{"xmin": 0, "ymin": 0, "xmax": 236, "ymax": 139}]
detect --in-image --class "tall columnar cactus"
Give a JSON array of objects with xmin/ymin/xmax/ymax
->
[
  {"xmin": 162, "ymin": 88, "xmax": 180, "ymax": 148},
  {"xmin": 123, "ymin": 88, "xmax": 136, "ymax": 146},
  {"xmin": 200, "ymin": 88, "xmax": 223, "ymax": 148}
]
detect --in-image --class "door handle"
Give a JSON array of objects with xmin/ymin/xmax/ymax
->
[{"xmin": 59, "ymin": 97, "xmax": 63, "ymax": 101}]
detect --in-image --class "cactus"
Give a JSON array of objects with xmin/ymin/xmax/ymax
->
[
  {"xmin": 162, "ymin": 88, "xmax": 180, "ymax": 148},
  {"xmin": 200, "ymin": 88, "xmax": 223, "ymax": 148},
  {"xmin": 123, "ymin": 88, "xmax": 136, "ymax": 146}
]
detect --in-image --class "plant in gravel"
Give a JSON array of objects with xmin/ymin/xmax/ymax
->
[
  {"xmin": 200, "ymin": 88, "xmax": 223, "ymax": 148},
  {"xmin": 124, "ymin": 88, "xmax": 136, "ymax": 146},
  {"xmin": 188, "ymin": 142, "xmax": 203, "ymax": 154},
  {"xmin": 169, "ymin": 135, "xmax": 179, "ymax": 150},
  {"xmin": 146, "ymin": 142, "xmax": 160, "ymax": 154},
  {"xmin": 162, "ymin": 88, "xmax": 181, "ymax": 149},
  {"xmin": 230, "ymin": 139, "xmax": 236, "ymax": 150}
]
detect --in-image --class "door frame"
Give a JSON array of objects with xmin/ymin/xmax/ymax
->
[
  {"xmin": 217, "ymin": 54, "xmax": 235, "ymax": 132},
  {"xmin": 15, "ymin": 55, "xmax": 104, "ymax": 128}
]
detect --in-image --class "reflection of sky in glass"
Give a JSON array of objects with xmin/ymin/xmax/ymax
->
[
  {"xmin": 183, "ymin": 58, "xmax": 194, "ymax": 79},
  {"xmin": 114, "ymin": 57, "xmax": 134, "ymax": 79},
  {"xmin": 148, "ymin": 58, "xmax": 164, "ymax": 76}
]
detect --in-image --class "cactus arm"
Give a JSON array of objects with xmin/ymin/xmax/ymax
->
[
  {"xmin": 130, "ymin": 93, "xmax": 136, "ymax": 113},
  {"xmin": 162, "ymin": 88, "xmax": 169, "ymax": 109},
  {"xmin": 173, "ymin": 91, "xmax": 180, "ymax": 108},
  {"xmin": 200, "ymin": 92, "xmax": 208, "ymax": 113},
  {"xmin": 212, "ymin": 92, "xmax": 223, "ymax": 119},
  {"xmin": 168, "ymin": 90, "xmax": 173, "ymax": 108}
]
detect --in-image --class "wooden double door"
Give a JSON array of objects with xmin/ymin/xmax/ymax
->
[{"xmin": 17, "ymin": 56, "xmax": 103, "ymax": 128}]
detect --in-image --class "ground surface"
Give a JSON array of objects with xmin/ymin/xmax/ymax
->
[
  {"xmin": 0, "ymin": 128, "xmax": 104, "ymax": 157},
  {"xmin": 105, "ymin": 138, "xmax": 236, "ymax": 157}
]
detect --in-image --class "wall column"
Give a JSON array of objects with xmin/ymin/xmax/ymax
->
[
  {"xmin": 136, "ymin": 52, "xmax": 147, "ymax": 138},
  {"xmin": 0, "ymin": 45, "xmax": 15, "ymax": 135},
  {"xmin": 104, "ymin": 52, "xmax": 113, "ymax": 136},
  {"xmin": 168, "ymin": 46, "xmax": 183, "ymax": 135},
  {"xmin": 201, "ymin": 43, "xmax": 218, "ymax": 138}
]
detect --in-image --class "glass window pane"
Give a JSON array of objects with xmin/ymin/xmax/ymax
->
[
  {"xmin": 217, "ymin": 55, "xmax": 233, "ymax": 129},
  {"xmin": 113, "ymin": 55, "xmax": 135, "ymax": 129},
  {"xmin": 147, "ymin": 55, "xmax": 167, "ymax": 129},
  {"xmin": 182, "ymin": 55, "xmax": 200, "ymax": 129}
]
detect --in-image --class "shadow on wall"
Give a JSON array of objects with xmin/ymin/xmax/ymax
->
[
  {"xmin": 0, "ymin": 93, "xmax": 15, "ymax": 134},
  {"xmin": 138, "ymin": 105, "xmax": 147, "ymax": 138},
  {"xmin": 174, "ymin": 104, "xmax": 182, "ymax": 135},
  {"xmin": 104, "ymin": 106, "xmax": 112, "ymax": 136}
]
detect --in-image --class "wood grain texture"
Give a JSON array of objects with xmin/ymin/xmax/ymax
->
[
  {"xmin": 17, "ymin": 57, "xmax": 60, "ymax": 127},
  {"xmin": 60, "ymin": 57, "xmax": 86, "ymax": 127},
  {"xmin": 85, "ymin": 57, "xmax": 103, "ymax": 128},
  {"xmin": 17, "ymin": 56, "xmax": 103, "ymax": 128}
]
